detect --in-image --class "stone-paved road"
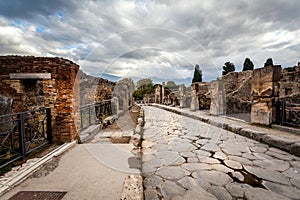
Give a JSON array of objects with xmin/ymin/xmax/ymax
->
[{"xmin": 142, "ymin": 106, "xmax": 300, "ymax": 200}]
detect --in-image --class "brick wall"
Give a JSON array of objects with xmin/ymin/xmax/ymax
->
[{"xmin": 0, "ymin": 56, "xmax": 80, "ymax": 143}]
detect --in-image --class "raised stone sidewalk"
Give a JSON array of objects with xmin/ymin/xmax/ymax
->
[{"xmin": 151, "ymin": 104, "xmax": 300, "ymax": 157}]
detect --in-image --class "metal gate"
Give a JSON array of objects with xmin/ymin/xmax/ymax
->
[
  {"xmin": 0, "ymin": 108, "xmax": 52, "ymax": 169},
  {"xmin": 276, "ymin": 99, "xmax": 300, "ymax": 127}
]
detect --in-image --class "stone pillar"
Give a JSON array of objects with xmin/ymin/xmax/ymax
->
[
  {"xmin": 190, "ymin": 83, "xmax": 199, "ymax": 111},
  {"xmin": 122, "ymin": 84, "xmax": 129, "ymax": 111},
  {"xmin": 251, "ymin": 65, "xmax": 281, "ymax": 125},
  {"xmin": 209, "ymin": 80, "xmax": 226, "ymax": 115},
  {"xmin": 112, "ymin": 96, "xmax": 119, "ymax": 116},
  {"xmin": 179, "ymin": 84, "xmax": 186, "ymax": 108}
]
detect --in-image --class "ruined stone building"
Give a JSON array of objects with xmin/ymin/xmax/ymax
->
[
  {"xmin": 151, "ymin": 62, "xmax": 300, "ymax": 127},
  {"xmin": 0, "ymin": 56, "xmax": 131, "ymax": 143}
]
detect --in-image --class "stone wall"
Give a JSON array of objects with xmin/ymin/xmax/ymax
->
[
  {"xmin": 280, "ymin": 65, "xmax": 300, "ymax": 98},
  {"xmin": 79, "ymin": 70, "xmax": 115, "ymax": 106},
  {"xmin": 221, "ymin": 70, "xmax": 253, "ymax": 114},
  {"xmin": 0, "ymin": 56, "xmax": 79, "ymax": 143}
]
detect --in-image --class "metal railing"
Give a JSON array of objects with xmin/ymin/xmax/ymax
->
[
  {"xmin": 80, "ymin": 100, "xmax": 112, "ymax": 130},
  {"xmin": 0, "ymin": 108, "xmax": 52, "ymax": 169}
]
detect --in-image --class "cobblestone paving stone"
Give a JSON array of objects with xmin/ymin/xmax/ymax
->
[{"xmin": 142, "ymin": 106, "xmax": 300, "ymax": 200}]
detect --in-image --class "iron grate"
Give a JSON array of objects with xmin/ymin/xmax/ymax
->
[{"xmin": 8, "ymin": 191, "xmax": 67, "ymax": 200}]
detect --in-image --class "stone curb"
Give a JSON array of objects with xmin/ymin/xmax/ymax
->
[
  {"xmin": 151, "ymin": 104, "xmax": 300, "ymax": 157},
  {"xmin": 121, "ymin": 108, "xmax": 144, "ymax": 200},
  {"xmin": 0, "ymin": 141, "xmax": 77, "ymax": 196},
  {"xmin": 80, "ymin": 124, "xmax": 100, "ymax": 143}
]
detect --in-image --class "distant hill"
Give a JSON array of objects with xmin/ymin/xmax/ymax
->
[{"xmin": 89, "ymin": 73, "xmax": 121, "ymax": 82}]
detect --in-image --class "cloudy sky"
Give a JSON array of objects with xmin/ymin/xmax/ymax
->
[{"xmin": 0, "ymin": 0, "xmax": 299, "ymax": 84}]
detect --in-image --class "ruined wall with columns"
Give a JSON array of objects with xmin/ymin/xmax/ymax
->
[{"xmin": 0, "ymin": 56, "xmax": 79, "ymax": 143}]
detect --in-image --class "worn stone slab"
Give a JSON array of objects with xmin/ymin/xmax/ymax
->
[
  {"xmin": 221, "ymin": 147, "xmax": 242, "ymax": 156},
  {"xmin": 290, "ymin": 178, "xmax": 300, "ymax": 189},
  {"xmin": 252, "ymin": 159, "xmax": 290, "ymax": 172},
  {"xmin": 182, "ymin": 163, "xmax": 211, "ymax": 172},
  {"xmin": 211, "ymin": 164, "xmax": 234, "ymax": 173},
  {"xmin": 243, "ymin": 165, "xmax": 290, "ymax": 185},
  {"xmin": 180, "ymin": 188, "xmax": 217, "ymax": 200},
  {"xmin": 243, "ymin": 187, "xmax": 290, "ymax": 200},
  {"xmin": 252, "ymin": 152, "xmax": 275, "ymax": 160},
  {"xmin": 213, "ymin": 151, "xmax": 228, "ymax": 160},
  {"xmin": 208, "ymin": 186, "xmax": 233, "ymax": 200},
  {"xmin": 192, "ymin": 170, "xmax": 233, "ymax": 186},
  {"xmin": 282, "ymin": 167, "xmax": 300, "ymax": 180},
  {"xmin": 224, "ymin": 160, "xmax": 242, "ymax": 170},
  {"xmin": 161, "ymin": 180, "xmax": 186, "ymax": 200},
  {"xmin": 232, "ymin": 172, "xmax": 244, "ymax": 182},
  {"xmin": 156, "ymin": 166, "xmax": 189, "ymax": 180},
  {"xmin": 143, "ymin": 175, "xmax": 163, "ymax": 189},
  {"xmin": 199, "ymin": 157, "xmax": 220, "ymax": 164},
  {"xmin": 144, "ymin": 189, "xmax": 160, "ymax": 200},
  {"xmin": 262, "ymin": 181, "xmax": 300, "ymax": 199},
  {"xmin": 187, "ymin": 157, "xmax": 199, "ymax": 163},
  {"xmin": 228, "ymin": 155, "xmax": 252, "ymax": 165},
  {"xmin": 241, "ymin": 152, "xmax": 258, "ymax": 160},
  {"xmin": 193, "ymin": 149, "xmax": 211, "ymax": 158},
  {"xmin": 180, "ymin": 151, "xmax": 195, "ymax": 158},
  {"xmin": 168, "ymin": 142, "xmax": 197, "ymax": 152},
  {"xmin": 178, "ymin": 176, "xmax": 211, "ymax": 190},
  {"xmin": 250, "ymin": 146, "xmax": 268, "ymax": 153},
  {"xmin": 154, "ymin": 151, "xmax": 185, "ymax": 166},
  {"xmin": 225, "ymin": 183, "xmax": 252, "ymax": 198},
  {"xmin": 265, "ymin": 150, "xmax": 294, "ymax": 161}
]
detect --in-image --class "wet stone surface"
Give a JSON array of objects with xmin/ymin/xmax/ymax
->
[{"xmin": 142, "ymin": 106, "xmax": 300, "ymax": 200}]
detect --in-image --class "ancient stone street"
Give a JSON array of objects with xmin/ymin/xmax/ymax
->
[{"xmin": 142, "ymin": 106, "xmax": 300, "ymax": 200}]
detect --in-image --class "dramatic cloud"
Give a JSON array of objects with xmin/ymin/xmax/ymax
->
[{"xmin": 0, "ymin": 0, "xmax": 299, "ymax": 83}]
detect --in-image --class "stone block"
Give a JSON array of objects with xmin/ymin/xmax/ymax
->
[
  {"xmin": 251, "ymin": 101, "xmax": 272, "ymax": 125},
  {"xmin": 209, "ymin": 80, "xmax": 226, "ymax": 115},
  {"xmin": 9, "ymin": 73, "xmax": 51, "ymax": 80},
  {"xmin": 261, "ymin": 134, "xmax": 295, "ymax": 150},
  {"xmin": 239, "ymin": 128, "xmax": 266, "ymax": 141},
  {"xmin": 289, "ymin": 142, "xmax": 300, "ymax": 156}
]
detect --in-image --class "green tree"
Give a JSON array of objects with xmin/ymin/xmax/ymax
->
[
  {"xmin": 264, "ymin": 58, "xmax": 273, "ymax": 67},
  {"xmin": 242, "ymin": 58, "xmax": 254, "ymax": 71},
  {"xmin": 133, "ymin": 78, "xmax": 154, "ymax": 100},
  {"xmin": 192, "ymin": 64, "xmax": 202, "ymax": 83},
  {"xmin": 136, "ymin": 78, "xmax": 153, "ymax": 90},
  {"xmin": 165, "ymin": 81, "xmax": 178, "ymax": 89},
  {"xmin": 222, "ymin": 62, "xmax": 235, "ymax": 75}
]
